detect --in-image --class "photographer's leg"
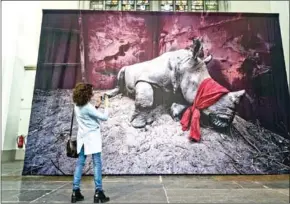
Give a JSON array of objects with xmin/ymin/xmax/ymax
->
[
  {"xmin": 92, "ymin": 152, "xmax": 110, "ymax": 203},
  {"xmin": 72, "ymin": 146, "xmax": 86, "ymax": 203},
  {"xmin": 92, "ymin": 152, "xmax": 102, "ymax": 191}
]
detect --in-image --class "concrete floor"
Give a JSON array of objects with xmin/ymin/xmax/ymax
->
[{"xmin": 1, "ymin": 161, "xmax": 289, "ymax": 203}]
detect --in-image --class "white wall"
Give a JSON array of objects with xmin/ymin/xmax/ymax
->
[
  {"xmin": 270, "ymin": 1, "xmax": 289, "ymax": 86},
  {"xmin": 2, "ymin": 1, "xmax": 289, "ymax": 158},
  {"xmin": 14, "ymin": 68, "xmax": 36, "ymax": 159},
  {"xmin": 228, "ymin": 1, "xmax": 271, "ymax": 13},
  {"xmin": 2, "ymin": 2, "xmax": 25, "ymax": 150},
  {"xmin": 2, "ymin": 1, "xmax": 79, "ymax": 152}
]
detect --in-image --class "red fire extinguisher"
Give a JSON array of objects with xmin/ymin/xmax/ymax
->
[{"xmin": 17, "ymin": 135, "xmax": 26, "ymax": 148}]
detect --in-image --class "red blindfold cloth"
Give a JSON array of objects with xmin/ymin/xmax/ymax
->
[{"xmin": 180, "ymin": 78, "xmax": 230, "ymax": 142}]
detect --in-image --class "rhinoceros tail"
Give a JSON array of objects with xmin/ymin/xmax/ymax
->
[{"xmin": 105, "ymin": 66, "xmax": 126, "ymax": 98}]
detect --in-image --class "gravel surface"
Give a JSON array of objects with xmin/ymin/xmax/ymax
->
[{"xmin": 22, "ymin": 89, "xmax": 290, "ymax": 175}]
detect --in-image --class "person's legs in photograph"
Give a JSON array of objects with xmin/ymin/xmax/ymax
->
[
  {"xmin": 71, "ymin": 146, "xmax": 86, "ymax": 203},
  {"xmin": 92, "ymin": 152, "xmax": 110, "ymax": 203}
]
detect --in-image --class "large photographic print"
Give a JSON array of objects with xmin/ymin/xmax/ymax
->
[{"xmin": 23, "ymin": 10, "xmax": 290, "ymax": 175}]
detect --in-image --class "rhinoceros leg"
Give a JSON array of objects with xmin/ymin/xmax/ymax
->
[
  {"xmin": 131, "ymin": 81, "xmax": 154, "ymax": 128},
  {"xmin": 105, "ymin": 67, "xmax": 125, "ymax": 98},
  {"xmin": 170, "ymin": 103, "xmax": 189, "ymax": 121}
]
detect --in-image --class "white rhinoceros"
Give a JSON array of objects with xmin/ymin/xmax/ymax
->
[{"xmin": 106, "ymin": 39, "xmax": 245, "ymax": 129}]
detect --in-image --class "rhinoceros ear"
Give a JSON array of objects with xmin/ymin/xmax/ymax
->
[
  {"xmin": 203, "ymin": 55, "xmax": 212, "ymax": 64},
  {"xmin": 192, "ymin": 38, "xmax": 203, "ymax": 60},
  {"xmin": 228, "ymin": 90, "xmax": 246, "ymax": 104}
]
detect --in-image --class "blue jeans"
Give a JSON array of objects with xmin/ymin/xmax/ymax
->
[{"xmin": 73, "ymin": 146, "xmax": 103, "ymax": 191}]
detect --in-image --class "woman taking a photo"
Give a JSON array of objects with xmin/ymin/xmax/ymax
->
[{"xmin": 71, "ymin": 83, "xmax": 110, "ymax": 203}]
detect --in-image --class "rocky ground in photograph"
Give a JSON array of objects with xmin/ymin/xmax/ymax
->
[{"xmin": 23, "ymin": 89, "xmax": 290, "ymax": 175}]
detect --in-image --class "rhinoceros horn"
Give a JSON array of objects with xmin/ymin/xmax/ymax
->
[{"xmin": 228, "ymin": 90, "xmax": 246, "ymax": 104}]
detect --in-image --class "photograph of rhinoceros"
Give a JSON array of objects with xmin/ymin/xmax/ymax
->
[{"xmin": 23, "ymin": 11, "xmax": 290, "ymax": 175}]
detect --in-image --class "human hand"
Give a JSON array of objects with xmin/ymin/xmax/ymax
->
[{"xmin": 95, "ymin": 95, "xmax": 102, "ymax": 108}]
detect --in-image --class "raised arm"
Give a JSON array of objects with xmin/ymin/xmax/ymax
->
[{"xmin": 87, "ymin": 104, "xmax": 108, "ymax": 121}]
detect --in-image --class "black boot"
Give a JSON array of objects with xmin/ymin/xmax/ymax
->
[
  {"xmin": 71, "ymin": 189, "xmax": 84, "ymax": 203},
  {"xmin": 94, "ymin": 189, "xmax": 110, "ymax": 203}
]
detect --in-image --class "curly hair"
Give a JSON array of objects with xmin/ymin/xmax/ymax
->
[{"xmin": 73, "ymin": 83, "xmax": 93, "ymax": 106}]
